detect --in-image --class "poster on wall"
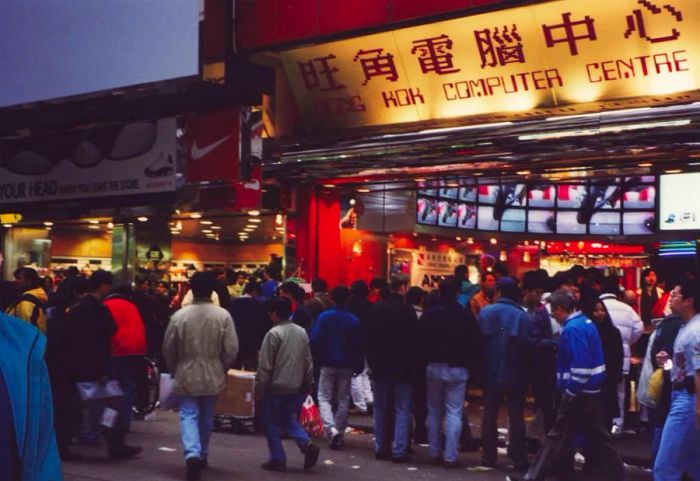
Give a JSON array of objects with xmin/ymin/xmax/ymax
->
[
  {"xmin": 659, "ymin": 172, "xmax": 700, "ymax": 230},
  {"xmin": 0, "ymin": 118, "xmax": 177, "ymax": 207},
  {"xmin": 410, "ymin": 249, "xmax": 465, "ymax": 289}
]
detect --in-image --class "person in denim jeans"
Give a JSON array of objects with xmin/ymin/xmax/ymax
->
[
  {"xmin": 163, "ymin": 273, "xmax": 239, "ymax": 481},
  {"xmin": 310, "ymin": 287, "xmax": 364, "ymax": 449},
  {"xmin": 364, "ymin": 281, "xmax": 419, "ymax": 462},
  {"xmin": 257, "ymin": 298, "xmax": 320, "ymax": 472},
  {"xmin": 653, "ymin": 280, "xmax": 700, "ymax": 481},
  {"xmin": 479, "ymin": 277, "xmax": 531, "ymax": 471},
  {"xmin": 419, "ymin": 280, "xmax": 482, "ymax": 467}
]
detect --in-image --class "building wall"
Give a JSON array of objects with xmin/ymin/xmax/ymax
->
[{"xmin": 172, "ymin": 240, "xmax": 282, "ymax": 264}]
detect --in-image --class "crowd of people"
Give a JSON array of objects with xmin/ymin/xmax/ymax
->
[{"xmin": 1, "ymin": 261, "xmax": 699, "ymax": 481}]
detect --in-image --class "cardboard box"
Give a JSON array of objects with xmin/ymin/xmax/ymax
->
[{"xmin": 216, "ymin": 369, "xmax": 257, "ymax": 418}]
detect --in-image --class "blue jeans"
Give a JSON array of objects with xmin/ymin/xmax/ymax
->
[
  {"xmin": 262, "ymin": 393, "xmax": 310, "ymax": 463},
  {"xmin": 317, "ymin": 367, "xmax": 353, "ymax": 439},
  {"xmin": 372, "ymin": 380, "xmax": 412, "ymax": 458},
  {"xmin": 179, "ymin": 395, "xmax": 218, "ymax": 460},
  {"xmin": 654, "ymin": 391, "xmax": 700, "ymax": 480},
  {"xmin": 110, "ymin": 355, "xmax": 139, "ymax": 432},
  {"xmin": 426, "ymin": 363, "xmax": 468, "ymax": 463}
]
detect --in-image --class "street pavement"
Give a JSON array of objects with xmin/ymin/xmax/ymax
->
[{"xmin": 62, "ymin": 410, "xmax": 653, "ymax": 481}]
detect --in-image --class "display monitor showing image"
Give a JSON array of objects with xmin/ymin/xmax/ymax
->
[
  {"xmin": 529, "ymin": 184, "xmax": 556, "ymax": 208},
  {"xmin": 660, "ymin": 173, "xmax": 700, "ymax": 231},
  {"xmin": 477, "ymin": 205, "xmax": 499, "ymax": 231},
  {"xmin": 557, "ymin": 211, "xmax": 586, "ymax": 234},
  {"xmin": 416, "ymin": 197, "xmax": 438, "ymax": 225},
  {"xmin": 589, "ymin": 212, "xmax": 621, "ymax": 235},
  {"xmin": 438, "ymin": 200, "xmax": 458, "ymax": 227},
  {"xmin": 623, "ymin": 212, "xmax": 655, "ymax": 235},
  {"xmin": 418, "ymin": 187, "xmax": 438, "ymax": 197},
  {"xmin": 528, "ymin": 210, "xmax": 555, "ymax": 233},
  {"xmin": 622, "ymin": 181, "xmax": 656, "ymax": 209},
  {"xmin": 457, "ymin": 203, "xmax": 477, "ymax": 229},
  {"xmin": 586, "ymin": 181, "xmax": 622, "ymax": 210},
  {"xmin": 478, "ymin": 185, "xmax": 499, "ymax": 204},
  {"xmin": 439, "ymin": 187, "xmax": 459, "ymax": 199},
  {"xmin": 459, "ymin": 185, "xmax": 477, "ymax": 202},
  {"xmin": 557, "ymin": 184, "xmax": 586, "ymax": 208},
  {"xmin": 500, "ymin": 208, "xmax": 526, "ymax": 232},
  {"xmin": 498, "ymin": 183, "xmax": 527, "ymax": 208}
]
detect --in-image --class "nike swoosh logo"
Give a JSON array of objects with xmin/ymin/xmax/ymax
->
[{"xmin": 191, "ymin": 135, "xmax": 232, "ymax": 161}]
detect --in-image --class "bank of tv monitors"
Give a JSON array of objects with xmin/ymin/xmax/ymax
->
[{"xmin": 416, "ymin": 176, "xmax": 656, "ymax": 235}]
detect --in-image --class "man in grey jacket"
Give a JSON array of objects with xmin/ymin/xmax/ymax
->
[
  {"xmin": 163, "ymin": 273, "xmax": 239, "ymax": 481},
  {"xmin": 256, "ymin": 297, "xmax": 320, "ymax": 472}
]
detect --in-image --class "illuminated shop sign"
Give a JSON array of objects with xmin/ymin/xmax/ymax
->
[
  {"xmin": 417, "ymin": 176, "xmax": 657, "ymax": 236},
  {"xmin": 281, "ymin": 0, "xmax": 699, "ymax": 129}
]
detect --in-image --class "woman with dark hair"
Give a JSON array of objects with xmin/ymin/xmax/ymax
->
[{"xmin": 580, "ymin": 296, "xmax": 624, "ymax": 429}]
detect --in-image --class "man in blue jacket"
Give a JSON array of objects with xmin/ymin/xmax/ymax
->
[
  {"xmin": 479, "ymin": 277, "xmax": 531, "ymax": 471},
  {"xmin": 310, "ymin": 286, "xmax": 363, "ymax": 450},
  {"xmin": 0, "ymin": 311, "xmax": 63, "ymax": 481},
  {"xmin": 508, "ymin": 289, "xmax": 625, "ymax": 481}
]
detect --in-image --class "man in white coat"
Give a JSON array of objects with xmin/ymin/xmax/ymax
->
[{"xmin": 600, "ymin": 276, "xmax": 643, "ymax": 438}]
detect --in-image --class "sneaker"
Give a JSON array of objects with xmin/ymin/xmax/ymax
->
[
  {"xmin": 330, "ymin": 432, "xmax": 343, "ymax": 450},
  {"xmin": 109, "ymin": 445, "xmax": 143, "ymax": 460},
  {"xmin": 611, "ymin": 425, "xmax": 623, "ymax": 439},
  {"xmin": 375, "ymin": 451, "xmax": 392, "ymax": 461},
  {"xmin": 303, "ymin": 443, "xmax": 320, "ymax": 470},
  {"xmin": 144, "ymin": 153, "xmax": 174, "ymax": 179},
  {"xmin": 261, "ymin": 460, "xmax": 287, "ymax": 472},
  {"xmin": 186, "ymin": 458, "xmax": 203, "ymax": 481}
]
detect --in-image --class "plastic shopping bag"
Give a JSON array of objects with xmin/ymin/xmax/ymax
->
[
  {"xmin": 159, "ymin": 373, "xmax": 181, "ymax": 410},
  {"xmin": 299, "ymin": 395, "xmax": 324, "ymax": 438},
  {"xmin": 76, "ymin": 380, "xmax": 123, "ymax": 431}
]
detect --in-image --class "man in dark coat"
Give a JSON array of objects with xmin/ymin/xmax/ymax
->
[
  {"xmin": 228, "ymin": 282, "xmax": 271, "ymax": 371},
  {"xmin": 364, "ymin": 286, "xmax": 419, "ymax": 462}
]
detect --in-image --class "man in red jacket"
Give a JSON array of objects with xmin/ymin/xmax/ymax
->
[{"xmin": 104, "ymin": 286, "xmax": 147, "ymax": 457}]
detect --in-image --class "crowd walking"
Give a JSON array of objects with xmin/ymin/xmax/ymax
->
[{"xmin": 0, "ymin": 261, "xmax": 698, "ymax": 481}]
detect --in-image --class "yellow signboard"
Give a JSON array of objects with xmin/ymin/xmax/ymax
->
[
  {"xmin": 280, "ymin": 0, "xmax": 700, "ymax": 129},
  {"xmin": 0, "ymin": 213, "xmax": 22, "ymax": 224}
]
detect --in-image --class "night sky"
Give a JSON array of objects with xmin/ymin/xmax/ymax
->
[{"xmin": 0, "ymin": 0, "xmax": 199, "ymax": 107}]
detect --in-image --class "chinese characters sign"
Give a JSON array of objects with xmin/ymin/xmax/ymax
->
[{"xmin": 280, "ymin": 0, "xmax": 700, "ymax": 129}]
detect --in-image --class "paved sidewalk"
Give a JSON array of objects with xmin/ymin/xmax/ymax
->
[{"xmin": 61, "ymin": 411, "xmax": 652, "ymax": 481}]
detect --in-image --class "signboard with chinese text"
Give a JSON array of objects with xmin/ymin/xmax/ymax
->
[{"xmin": 280, "ymin": 0, "xmax": 700, "ymax": 130}]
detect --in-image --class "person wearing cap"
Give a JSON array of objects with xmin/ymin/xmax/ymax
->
[{"xmin": 478, "ymin": 277, "xmax": 531, "ymax": 471}]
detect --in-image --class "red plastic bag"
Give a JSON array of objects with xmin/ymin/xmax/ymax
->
[{"xmin": 299, "ymin": 395, "xmax": 324, "ymax": 438}]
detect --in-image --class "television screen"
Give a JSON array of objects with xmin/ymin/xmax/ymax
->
[
  {"xmin": 459, "ymin": 185, "xmax": 477, "ymax": 202},
  {"xmin": 557, "ymin": 211, "xmax": 586, "ymax": 234},
  {"xmin": 587, "ymin": 181, "xmax": 621, "ymax": 210},
  {"xmin": 529, "ymin": 184, "xmax": 556, "ymax": 208},
  {"xmin": 477, "ymin": 205, "xmax": 499, "ymax": 231},
  {"xmin": 623, "ymin": 212, "xmax": 655, "ymax": 235},
  {"xmin": 501, "ymin": 208, "xmax": 526, "ymax": 232},
  {"xmin": 557, "ymin": 184, "xmax": 586, "ymax": 208},
  {"xmin": 439, "ymin": 187, "xmax": 459, "ymax": 199},
  {"xmin": 418, "ymin": 188, "xmax": 438, "ymax": 197},
  {"xmin": 478, "ymin": 185, "xmax": 499, "ymax": 204},
  {"xmin": 416, "ymin": 197, "xmax": 438, "ymax": 225},
  {"xmin": 457, "ymin": 203, "xmax": 477, "ymax": 229},
  {"xmin": 438, "ymin": 200, "xmax": 458, "ymax": 227},
  {"xmin": 528, "ymin": 210, "xmax": 556, "ymax": 233},
  {"xmin": 622, "ymin": 182, "xmax": 656, "ymax": 209},
  {"xmin": 659, "ymin": 173, "xmax": 700, "ymax": 230},
  {"xmin": 589, "ymin": 212, "xmax": 621, "ymax": 235}
]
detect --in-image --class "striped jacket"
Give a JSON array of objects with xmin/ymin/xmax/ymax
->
[{"xmin": 556, "ymin": 311, "xmax": 607, "ymax": 397}]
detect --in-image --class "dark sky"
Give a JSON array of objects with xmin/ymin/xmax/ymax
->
[{"xmin": 0, "ymin": 0, "xmax": 199, "ymax": 107}]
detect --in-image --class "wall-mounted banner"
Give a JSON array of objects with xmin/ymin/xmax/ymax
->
[
  {"xmin": 281, "ymin": 0, "xmax": 699, "ymax": 129},
  {"xmin": 0, "ymin": 118, "xmax": 177, "ymax": 206}
]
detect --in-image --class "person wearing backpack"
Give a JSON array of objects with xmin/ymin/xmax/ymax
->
[{"xmin": 5, "ymin": 267, "xmax": 48, "ymax": 334}]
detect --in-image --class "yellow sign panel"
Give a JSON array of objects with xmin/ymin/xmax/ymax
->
[
  {"xmin": 0, "ymin": 214, "xmax": 21, "ymax": 224},
  {"xmin": 281, "ymin": 0, "xmax": 700, "ymax": 129}
]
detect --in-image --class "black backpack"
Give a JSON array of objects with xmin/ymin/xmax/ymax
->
[{"xmin": 8, "ymin": 293, "xmax": 45, "ymax": 327}]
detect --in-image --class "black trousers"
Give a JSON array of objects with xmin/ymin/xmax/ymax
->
[
  {"xmin": 525, "ymin": 393, "xmax": 626, "ymax": 481},
  {"xmin": 481, "ymin": 385, "xmax": 528, "ymax": 467}
]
